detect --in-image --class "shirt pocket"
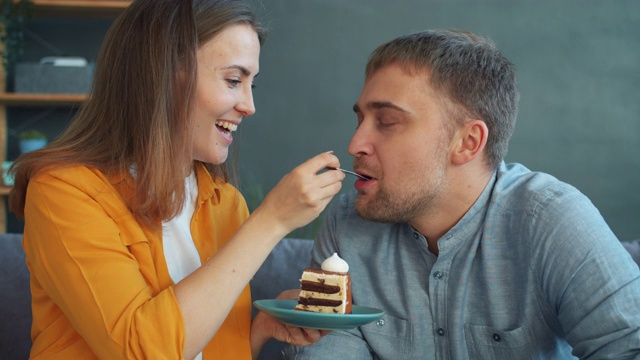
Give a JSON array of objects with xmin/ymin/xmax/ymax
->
[
  {"xmin": 116, "ymin": 215, "xmax": 160, "ymax": 290},
  {"xmin": 360, "ymin": 314, "xmax": 413, "ymax": 359},
  {"xmin": 464, "ymin": 323, "xmax": 534, "ymax": 360}
]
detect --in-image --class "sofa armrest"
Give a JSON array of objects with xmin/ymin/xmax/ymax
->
[
  {"xmin": 622, "ymin": 239, "xmax": 640, "ymax": 267},
  {"xmin": 0, "ymin": 233, "xmax": 32, "ymax": 360}
]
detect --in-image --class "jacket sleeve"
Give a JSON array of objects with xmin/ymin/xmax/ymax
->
[{"xmin": 24, "ymin": 172, "xmax": 187, "ymax": 359}]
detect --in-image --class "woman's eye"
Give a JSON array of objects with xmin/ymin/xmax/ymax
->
[{"xmin": 227, "ymin": 79, "xmax": 241, "ymax": 88}]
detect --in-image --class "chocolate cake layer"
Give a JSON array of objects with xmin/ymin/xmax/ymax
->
[
  {"xmin": 300, "ymin": 280, "xmax": 340, "ymax": 294},
  {"xmin": 298, "ymin": 297, "xmax": 343, "ymax": 307}
]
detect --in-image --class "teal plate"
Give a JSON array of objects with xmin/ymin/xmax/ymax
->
[{"xmin": 253, "ymin": 299, "xmax": 384, "ymax": 330}]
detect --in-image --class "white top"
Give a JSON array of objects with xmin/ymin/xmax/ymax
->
[{"xmin": 162, "ymin": 170, "xmax": 203, "ymax": 360}]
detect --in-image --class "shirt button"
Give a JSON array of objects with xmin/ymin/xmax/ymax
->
[
  {"xmin": 493, "ymin": 333, "xmax": 501, "ymax": 342},
  {"xmin": 433, "ymin": 271, "xmax": 444, "ymax": 280},
  {"xmin": 413, "ymin": 232, "xmax": 419, "ymax": 239},
  {"xmin": 437, "ymin": 328, "xmax": 446, "ymax": 336},
  {"xmin": 376, "ymin": 319, "xmax": 385, "ymax": 327}
]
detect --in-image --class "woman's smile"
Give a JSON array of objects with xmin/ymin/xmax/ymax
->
[{"xmin": 214, "ymin": 119, "xmax": 239, "ymax": 143}]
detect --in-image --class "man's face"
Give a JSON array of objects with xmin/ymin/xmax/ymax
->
[{"xmin": 349, "ymin": 64, "xmax": 454, "ymax": 224}]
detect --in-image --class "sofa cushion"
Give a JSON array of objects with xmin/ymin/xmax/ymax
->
[
  {"xmin": 250, "ymin": 237, "xmax": 314, "ymax": 360},
  {"xmin": 0, "ymin": 233, "xmax": 32, "ymax": 360},
  {"xmin": 251, "ymin": 238, "xmax": 313, "ymax": 305}
]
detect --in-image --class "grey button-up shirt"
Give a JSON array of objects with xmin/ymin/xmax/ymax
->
[{"xmin": 286, "ymin": 163, "xmax": 640, "ymax": 359}]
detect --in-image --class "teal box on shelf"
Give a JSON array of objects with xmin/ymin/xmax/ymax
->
[
  {"xmin": 14, "ymin": 57, "xmax": 94, "ymax": 94},
  {"xmin": 2, "ymin": 161, "xmax": 14, "ymax": 187}
]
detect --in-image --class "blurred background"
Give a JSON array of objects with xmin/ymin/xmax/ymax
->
[{"xmin": 6, "ymin": 0, "xmax": 639, "ymax": 240}]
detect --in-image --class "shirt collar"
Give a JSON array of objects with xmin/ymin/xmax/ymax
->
[
  {"xmin": 438, "ymin": 164, "xmax": 500, "ymax": 250},
  {"xmin": 193, "ymin": 161, "xmax": 224, "ymax": 205}
]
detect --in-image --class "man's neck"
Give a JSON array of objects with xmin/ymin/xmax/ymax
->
[{"xmin": 411, "ymin": 165, "xmax": 494, "ymax": 256}]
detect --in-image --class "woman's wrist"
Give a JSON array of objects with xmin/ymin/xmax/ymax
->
[{"xmin": 248, "ymin": 204, "xmax": 292, "ymax": 241}]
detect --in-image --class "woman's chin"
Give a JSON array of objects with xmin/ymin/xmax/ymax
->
[{"xmin": 193, "ymin": 150, "xmax": 228, "ymax": 165}]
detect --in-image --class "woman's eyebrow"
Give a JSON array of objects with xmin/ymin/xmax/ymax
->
[{"xmin": 222, "ymin": 64, "xmax": 253, "ymax": 76}]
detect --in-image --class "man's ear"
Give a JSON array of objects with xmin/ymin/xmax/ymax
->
[{"xmin": 450, "ymin": 119, "xmax": 488, "ymax": 166}]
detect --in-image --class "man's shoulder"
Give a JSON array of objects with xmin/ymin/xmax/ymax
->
[{"xmin": 493, "ymin": 162, "xmax": 587, "ymax": 211}]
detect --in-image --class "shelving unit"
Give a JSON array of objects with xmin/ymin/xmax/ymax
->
[{"xmin": 0, "ymin": 0, "xmax": 131, "ymax": 232}]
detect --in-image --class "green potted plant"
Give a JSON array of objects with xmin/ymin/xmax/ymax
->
[
  {"xmin": 1, "ymin": 0, "xmax": 33, "ymax": 72},
  {"xmin": 18, "ymin": 129, "xmax": 47, "ymax": 154}
]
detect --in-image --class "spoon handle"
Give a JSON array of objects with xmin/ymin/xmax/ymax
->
[{"xmin": 326, "ymin": 167, "xmax": 371, "ymax": 181}]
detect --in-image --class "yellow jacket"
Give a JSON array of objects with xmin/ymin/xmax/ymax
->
[{"xmin": 23, "ymin": 163, "xmax": 252, "ymax": 359}]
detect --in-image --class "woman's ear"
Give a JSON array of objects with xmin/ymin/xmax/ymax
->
[{"xmin": 450, "ymin": 119, "xmax": 488, "ymax": 166}]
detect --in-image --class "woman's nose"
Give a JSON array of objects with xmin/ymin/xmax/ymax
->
[{"xmin": 237, "ymin": 86, "xmax": 256, "ymax": 116}]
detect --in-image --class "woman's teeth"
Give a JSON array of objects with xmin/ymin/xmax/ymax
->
[{"xmin": 215, "ymin": 120, "xmax": 238, "ymax": 132}]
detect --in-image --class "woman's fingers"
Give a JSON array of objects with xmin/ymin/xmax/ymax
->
[
  {"xmin": 257, "ymin": 152, "xmax": 345, "ymax": 233},
  {"xmin": 281, "ymin": 324, "xmax": 329, "ymax": 346}
]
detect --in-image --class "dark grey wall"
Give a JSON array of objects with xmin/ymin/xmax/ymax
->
[
  {"xmin": 238, "ymin": 0, "xmax": 640, "ymax": 240},
  {"xmin": 8, "ymin": 1, "xmax": 639, "ymax": 240}
]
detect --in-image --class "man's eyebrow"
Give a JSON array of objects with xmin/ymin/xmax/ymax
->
[{"xmin": 353, "ymin": 101, "xmax": 409, "ymax": 113}]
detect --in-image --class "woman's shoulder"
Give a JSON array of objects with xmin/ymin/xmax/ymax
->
[{"xmin": 30, "ymin": 165, "xmax": 119, "ymax": 195}]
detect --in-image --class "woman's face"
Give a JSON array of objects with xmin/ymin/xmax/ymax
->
[{"xmin": 191, "ymin": 23, "xmax": 260, "ymax": 164}]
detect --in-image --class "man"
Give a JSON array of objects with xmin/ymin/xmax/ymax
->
[{"xmin": 287, "ymin": 30, "xmax": 640, "ymax": 359}]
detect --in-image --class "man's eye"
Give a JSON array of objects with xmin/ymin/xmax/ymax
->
[
  {"xmin": 227, "ymin": 79, "xmax": 241, "ymax": 87},
  {"xmin": 379, "ymin": 119, "xmax": 397, "ymax": 128}
]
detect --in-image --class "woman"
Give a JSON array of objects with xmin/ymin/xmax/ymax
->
[{"xmin": 9, "ymin": 0, "xmax": 343, "ymax": 359}]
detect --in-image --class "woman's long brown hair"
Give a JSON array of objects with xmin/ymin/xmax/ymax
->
[{"xmin": 9, "ymin": 0, "xmax": 266, "ymax": 227}]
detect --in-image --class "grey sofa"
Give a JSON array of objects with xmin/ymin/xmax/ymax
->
[
  {"xmin": 2, "ymin": 234, "xmax": 639, "ymax": 360},
  {"xmin": 0, "ymin": 233, "xmax": 30, "ymax": 360},
  {"xmin": 0, "ymin": 234, "xmax": 312, "ymax": 360}
]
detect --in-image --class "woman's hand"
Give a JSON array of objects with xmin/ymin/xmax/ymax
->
[
  {"xmin": 250, "ymin": 289, "xmax": 330, "ymax": 359},
  {"xmin": 253, "ymin": 152, "xmax": 345, "ymax": 236}
]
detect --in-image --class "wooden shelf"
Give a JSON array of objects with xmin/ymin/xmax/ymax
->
[
  {"xmin": 0, "ymin": 1, "xmax": 132, "ymax": 232},
  {"xmin": 0, "ymin": 93, "xmax": 86, "ymax": 107},
  {"xmin": 31, "ymin": 0, "xmax": 131, "ymax": 17}
]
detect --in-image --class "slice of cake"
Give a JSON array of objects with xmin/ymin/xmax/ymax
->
[{"xmin": 294, "ymin": 253, "xmax": 352, "ymax": 314}]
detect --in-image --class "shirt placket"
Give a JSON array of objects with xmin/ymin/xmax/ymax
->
[{"xmin": 430, "ymin": 234, "xmax": 454, "ymax": 360}]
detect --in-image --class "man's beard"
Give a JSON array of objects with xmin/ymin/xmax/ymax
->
[{"xmin": 355, "ymin": 167, "xmax": 445, "ymax": 224}]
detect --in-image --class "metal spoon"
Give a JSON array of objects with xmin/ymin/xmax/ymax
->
[{"xmin": 326, "ymin": 167, "xmax": 372, "ymax": 181}]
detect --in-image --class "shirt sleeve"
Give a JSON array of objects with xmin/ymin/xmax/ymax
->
[
  {"xmin": 283, "ymin": 195, "xmax": 374, "ymax": 359},
  {"xmin": 532, "ymin": 189, "xmax": 640, "ymax": 358},
  {"xmin": 24, "ymin": 173, "xmax": 187, "ymax": 359}
]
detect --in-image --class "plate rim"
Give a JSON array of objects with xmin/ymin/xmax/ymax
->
[{"xmin": 253, "ymin": 299, "xmax": 385, "ymax": 330}]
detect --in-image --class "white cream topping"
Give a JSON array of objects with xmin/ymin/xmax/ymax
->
[
  {"xmin": 321, "ymin": 253, "xmax": 349, "ymax": 273},
  {"xmin": 215, "ymin": 120, "xmax": 238, "ymax": 132}
]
